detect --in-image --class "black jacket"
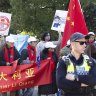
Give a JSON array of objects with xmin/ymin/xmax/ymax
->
[
  {"xmin": 0, "ymin": 45, "xmax": 20, "ymax": 66},
  {"xmin": 38, "ymin": 51, "xmax": 58, "ymax": 95},
  {"xmin": 19, "ymin": 49, "xmax": 28, "ymax": 64}
]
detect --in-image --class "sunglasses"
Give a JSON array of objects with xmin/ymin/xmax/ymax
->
[{"xmin": 75, "ymin": 41, "xmax": 87, "ymax": 45}]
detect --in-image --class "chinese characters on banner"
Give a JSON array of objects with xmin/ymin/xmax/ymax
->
[{"xmin": 0, "ymin": 59, "xmax": 54, "ymax": 92}]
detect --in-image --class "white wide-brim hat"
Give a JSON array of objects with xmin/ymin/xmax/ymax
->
[
  {"xmin": 28, "ymin": 37, "xmax": 37, "ymax": 43},
  {"xmin": 6, "ymin": 36, "xmax": 15, "ymax": 43},
  {"xmin": 88, "ymin": 32, "xmax": 95, "ymax": 36},
  {"xmin": 45, "ymin": 42, "xmax": 57, "ymax": 48}
]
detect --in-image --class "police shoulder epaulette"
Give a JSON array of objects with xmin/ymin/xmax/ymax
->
[
  {"xmin": 83, "ymin": 54, "xmax": 93, "ymax": 66},
  {"xmin": 83, "ymin": 54, "xmax": 89, "ymax": 60},
  {"xmin": 62, "ymin": 55, "xmax": 70, "ymax": 66}
]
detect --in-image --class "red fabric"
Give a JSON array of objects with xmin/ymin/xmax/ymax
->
[
  {"xmin": 27, "ymin": 44, "xmax": 36, "ymax": 61},
  {"xmin": 48, "ymin": 52, "xmax": 52, "ymax": 58},
  {"xmin": 4, "ymin": 46, "xmax": 14, "ymax": 63},
  {"xmin": 61, "ymin": 0, "xmax": 88, "ymax": 48},
  {"xmin": 0, "ymin": 59, "xmax": 53, "ymax": 92},
  {"xmin": 48, "ymin": 52, "xmax": 55, "ymax": 72},
  {"xmin": 10, "ymin": 60, "xmax": 18, "ymax": 75}
]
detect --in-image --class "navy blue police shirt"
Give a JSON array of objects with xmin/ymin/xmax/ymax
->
[{"xmin": 56, "ymin": 54, "xmax": 96, "ymax": 92}]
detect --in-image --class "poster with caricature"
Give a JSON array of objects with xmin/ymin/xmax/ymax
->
[
  {"xmin": 51, "ymin": 10, "xmax": 68, "ymax": 32},
  {"xmin": 0, "ymin": 12, "xmax": 12, "ymax": 35}
]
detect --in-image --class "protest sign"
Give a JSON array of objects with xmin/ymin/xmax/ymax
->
[
  {"xmin": 51, "ymin": 10, "xmax": 68, "ymax": 32},
  {"xmin": 0, "ymin": 12, "xmax": 12, "ymax": 35}
]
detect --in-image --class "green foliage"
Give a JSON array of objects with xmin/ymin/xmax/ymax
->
[
  {"xmin": 0, "ymin": 0, "xmax": 96, "ymax": 38},
  {"xmin": 83, "ymin": 2, "xmax": 96, "ymax": 33},
  {"xmin": 0, "ymin": 0, "xmax": 11, "ymax": 12},
  {"xmin": 9, "ymin": 0, "xmax": 67, "ymax": 39}
]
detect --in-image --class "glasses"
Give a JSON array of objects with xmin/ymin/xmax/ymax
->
[{"xmin": 75, "ymin": 41, "xmax": 87, "ymax": 45}]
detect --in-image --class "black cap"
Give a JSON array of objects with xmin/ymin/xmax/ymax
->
[{"xmin": 70, "ymin": 32, "xmax": 86, "ymax": 42}]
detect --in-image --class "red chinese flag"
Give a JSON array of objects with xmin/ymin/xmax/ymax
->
[{"xmin": 61, "ymin": 0, "xmax": 88, "ymax": 48}]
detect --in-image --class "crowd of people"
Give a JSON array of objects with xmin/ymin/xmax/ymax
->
[{"xmin": 0, "ymin": 31, "xmax": 96, "ymax": 96}]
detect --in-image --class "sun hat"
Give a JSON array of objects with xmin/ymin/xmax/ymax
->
[
  {"xmin": 45, "ymin": 42, "xmax": 57, "ymax": 48},
  {"xmin": 6, "ymin": 35, "xmax": 15, "ymax": 43},
  {"xmin": 88, "ymin": 32, "xmax": 95, "ymax": 36},
  {"xmin": 28, "ymin": 37, "xmax": 37, "ymax": 43}
]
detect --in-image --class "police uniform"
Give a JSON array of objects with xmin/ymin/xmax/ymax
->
[{"xmin": 56, "ymin": 53, "xmax": 96, "ymax": 96}]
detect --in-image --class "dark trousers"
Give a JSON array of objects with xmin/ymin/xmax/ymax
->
[
  {"xmin": 92, "ymin": 89, "xmax": 96, "ymax": 96},
  {"xmin": 22, "ymin": 87, "xmax": 34, "ymax": 96},
  {"xmin": 64, "ymin": 93, "xmax": 92, "ymax": 96},
  {"xmin": 61, "ymin": 87, "xmax": 93, "ymax": 96}
]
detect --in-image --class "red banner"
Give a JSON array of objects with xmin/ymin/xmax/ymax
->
[{"xmin": 0, "ymin": 59, "xmax": 54, "ymax": 92}]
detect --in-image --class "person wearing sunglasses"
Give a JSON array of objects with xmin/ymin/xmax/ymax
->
[{"xmin": 56, "ymin": 32, "xmax": 96, "ymax": 96}]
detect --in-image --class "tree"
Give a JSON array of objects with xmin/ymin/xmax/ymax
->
[
  {"xmin": 0, "ymin": 0, "xmax": 11, "ymax": 12},
  {"xmin": 0, "ymin": 0, "xmax": 96, "ymax": 37},
  {"xmin": 10, "ymin": 0, "xmax": 67, "ymax": 39},
  {"xmin": 83, "ymin": 2, "xmax": 96, "ymax": 33}
]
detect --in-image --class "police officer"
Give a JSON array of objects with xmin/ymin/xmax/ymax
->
[{"xmin": 56, "ymin": 32, "xmax": 96, "ymax": 96}]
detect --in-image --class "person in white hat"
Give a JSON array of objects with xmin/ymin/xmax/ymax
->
[
  {"xmin": 38, "ymin": 41, "xmax": 58, "ymax": 96},
  {"xmin": 85, "ymin": 32, "xmax": 96, "ymax": 59},
  {"xmin": 0, "ymin": 35, "xmax": 20, "ymax": 96},
  {"xmin": 85, "ymin": 32, "xmax": 96, "ymax": 96},
  {"xmin": 19, "ymin": 36, "xmax": 38, "ymax": 96},
  {"xmin": 20, "ymin": 36, "xmax": 38, "ymax": 64},
  {"xmin": 0, "ymin": 35, "xmax": 20, "ymax": 64},
  {"xmin": 88, "ymin": 32, "xmax": 95, "ymax": 44},
  {"xmin": 36, "ymin": 31, "xmax": 62, "ymax": 60}
]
